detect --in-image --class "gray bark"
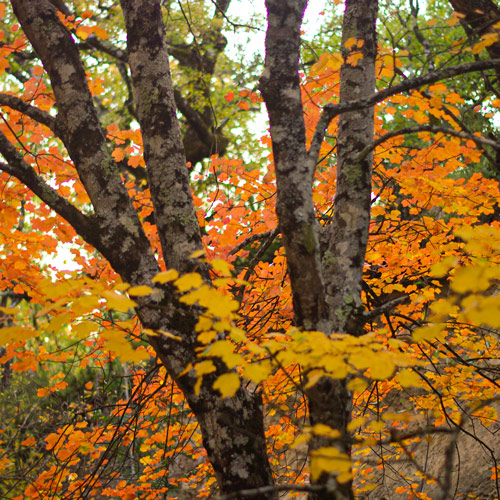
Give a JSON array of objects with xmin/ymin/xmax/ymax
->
[
  {"xmin": 261, "ymin": 1, "xmax": 378, "ymax": 498},
  {"xmin": 323, "ymin": 0, "xmax": 379, "ymax": 335},
  {"xmin": 260, "ymin": 0, "xmax": 330, "ymax": 333}
]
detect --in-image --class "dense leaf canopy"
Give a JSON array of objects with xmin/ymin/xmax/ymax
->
[{"xmin": 1, "ymin": 0, "xmax": 500, "ymax": 499}]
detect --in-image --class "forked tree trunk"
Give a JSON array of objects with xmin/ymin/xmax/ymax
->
[{"xmin": 261, "ymin": 0, "xmax": 378, "ymax": 498}]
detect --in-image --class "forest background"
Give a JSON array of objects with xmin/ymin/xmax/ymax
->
[{"xmin": 2, "ymin": 0, "xmax": 500, "ymax": 499}]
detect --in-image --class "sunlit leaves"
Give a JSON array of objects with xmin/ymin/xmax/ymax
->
[
  {"xmin": 71, "ymin": 320, "xmax": 99, "ymax": 340},
  {"xmin": 151, "ymin": 269, "xmax": 179, "ymax": 284},
  {"xmin": 0, "ymin": 325, "xmax": 37, "ymax": 345},
  {"xmin": 395, "ymin": 369, "xmax": 423, "ymax": 388},
  {"xmin": 310, "ymin": 53, "xmax": 343, "ymax": 76},
  {"xmin": 101, "ymin": 329, "xmax": 149, "ymax": 363},
  {"xmin": 2, "ymin": 1, "xmax": 500, "ymax": 497},
  {"xmin": 263, "ymin": 330, "xmax": 414, "ymax": 384},
  {"xmin": 128, "ymin": 285, "xmax": 154, "ymax": 296},
  {"xmin": 212, "ymin": 372, "xmax": 240, "ymax": 398},
  {"xmin": 102, "ymin": 290, "xmax": 137, "ymax": 312},
  {"xmin": 310, "ymin": 447, "xmax": 352, "ymax": 482}
]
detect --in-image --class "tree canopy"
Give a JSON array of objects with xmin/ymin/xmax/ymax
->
[{"xmin": 1, "ymin": 0, "xmax": 500, "ymax": 499}]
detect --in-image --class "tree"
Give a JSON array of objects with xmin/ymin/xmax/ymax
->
[{"xmin": 1, "ymin": 0, "xmax": 500, "ymax": 499}]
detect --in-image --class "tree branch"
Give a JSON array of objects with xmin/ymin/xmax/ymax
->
[
  {"xmin": 11, "ymin": 0, "xmax": 160, "ymax": 285},
  {"xmin": 78, "ymin": 36, "xmax": 127, "ymax": 62},
  {"xmin": 358, "ymin": 124, "xmax": 500, "ymax": 161},
  {"xmin": 0, "ymin": 131, "xmax": 98, "ymax": 247},
  {"xmin": 120, "ymin": 0, "xmax": 206, "ymax": 275},
  {"xmin": 308, "ymin": 58, "xmax": 500, "ymax": 163},
  {"xmin": 173, "ymin": 87, "xmax": 215, "ymax": 146},
  {"xmin": 260, "ymin": 0, "xmax": 328, "ymax": 332},
  {"xmin": 228, "ymin": 228, "xmax": 279, "ymax": 256},
  {"xmin": 0, "ymin": 93, "xmax": 56, "ymax": 132}
]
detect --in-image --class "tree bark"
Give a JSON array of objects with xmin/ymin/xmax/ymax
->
[
  {"xmin": 261, "ymin": 1, "xmax": 378, "ymax": 498},
  {"xmin": 260, "ymin": 0, "xmax": 329, "ymax": 333},
  {"xmin": 310, "ymin": 2, "xmax": 379, "ymax": 498},
  {"xmin": 448, "ymin": 0, "xmax": 500, "ymax": 88},
  {"xmin": 323, "ymin": 0, "xmax": 378, "ymax": 335}
]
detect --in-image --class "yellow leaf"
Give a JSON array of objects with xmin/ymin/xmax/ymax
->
[
  {"xmin": 194, "ymin": 360, "xmax": 216, "ymax": 394},
  {"xmin": 155, "ymin": 330, "xmax": 182, "ymax": 341},
  {"xmin": 180, "ymin": 286, "xmax": 238, "ymax": 317},
  {"xmin": 72, "ymin": 321, "xmax": 99, "ymax": 339},
  {"xmin": 101, "ymin": 330, "xmax": 149, "ymax": 363},
  {"xmin": 36, "ymin": 297, "xmax": 71, "ymax": 317},
  {"xmin": 128, "ymin": 285, "xmax": 153, "ymax": 296},
  {"xmin": 431, "ymin": 257, "xmax": 457, "ymax": 278},
  {"xmin": 198, "ymin": 330, "xmax": 217, "ymax": 344},
  {"xmin": 369, "ymin": 420, "xmax": 385, "ymax": 432},
  {"xmin": 311, "ymin": 53, "xmax": 330, "ymax": 75},
  {"xmin": 72, "ymin": 295, "xmax": 100, "ymax": 315},
  {"xmin": 174, "ymin": 272, "xmax": 203, "ymax": 292},
  {"xmin": 114, "ymin": 283, "xmax": 130, "ymax": 292},
  {"xmin": 305, "ymin": 369, "xmax": 327, "ymax": 388},
  {"xmin": 337, "ymin": 472, "xmax": 354, "ymax": 484},
  {"xmin": 310, "ymin": 53, "xmax": 342, "ymax": 76},
  {"xmin": 347, "ymin": 416, "xmax": 367, "ymax": 432},
  {"xmin": 103, "ymin": 291, "xmax": 137, "ymax": 312},
  {"xmin": 190, "ymin": 249, "xmax": 206, "ymax": 258},
  {"xmin": 213, "ymin": 319, "xmax": 232, "ymax": 332},
  {"xmin": 312, "ymin": 424, "xmax": 341, "ymax": 439},
  {"xmin": 347, "ymin": 377, "xmax": 368, "ymax": 393},
  {"xmin": 291, "ymin": 433, "xmax": 311, "ymax": 449},
  {"xmin": 319, "ymin": 354, "xmax": 349, "ymax": 378},
  {"xmin": 211, "ymin": 258, "xmax": 232, "ymax": 277},
  {"xmin": 243, "ymin": 361, "xmax": 271, "ymax": 384},
  {"xmin": 369, "ymin": 358, "xmax": 395, "ymax": 380},
  {"xmin": 46, "ymin": 312, "xmax": 71, "ymax": 334},
  {"xmin": 310, "ymin": 447, "xmax": 351, "ymax": 481},
  {"xmin": 412, "ymin": 323, "xmax": 445, "ymax": 342},
  {"xmin": 152, "ymin": 269, "xmax": 179, "ymax": 284},
  {"xmin": 430, "ymin": 298, "xmax": 457, "ymax": 320},
  {"xmin": 195, "ymin": 360, "xmax": 216, "ymax": 376},
  {"xmin": 213, "ymin": 372, "xmax": 240, "ymax": 398},
  {"xmin": 396, "ymin": 369, "xmax": 422, "ymax": 388},
  {"xmin": 124, "ymin": 346, "xmax": 150, "ymax": 363},
  {"xmin": 451, "ymin": 266, "xmax": 491, "ymax": 294},
  {"xmin": 0, "ymin": 306, "xmax": 19, "ymax": 315},
  {"xmin": 0, "ymin": 326, "xmax": 38, "ymax": 345},
  {"xmin": 206, "ymin": 340, "xmax": 242, "ymax": 368}
]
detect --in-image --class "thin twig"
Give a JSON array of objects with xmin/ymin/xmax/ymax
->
[
  {"xmin": 216, "ymin": 483, "xmax": 329, "ymax": 500},
  {"xmin": 229, "ymin": 228, "xmax": 279, "ymax": 256},
  {"xmin": 358, "ymin": 124, "xmax": 500, "ymax": 161},
  {"xmin": 308, "ymin": 58, "xmax": 500, "ymax": 162}
]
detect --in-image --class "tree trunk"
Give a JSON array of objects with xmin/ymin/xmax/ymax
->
[{"xmin": 261, "ymin": 0, "xmax": 378, "ymax": 498}]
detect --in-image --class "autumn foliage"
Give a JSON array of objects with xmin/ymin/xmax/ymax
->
[{"xmin": 1, "ymin": 0, "xmax": 500, "ymax": 499}]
